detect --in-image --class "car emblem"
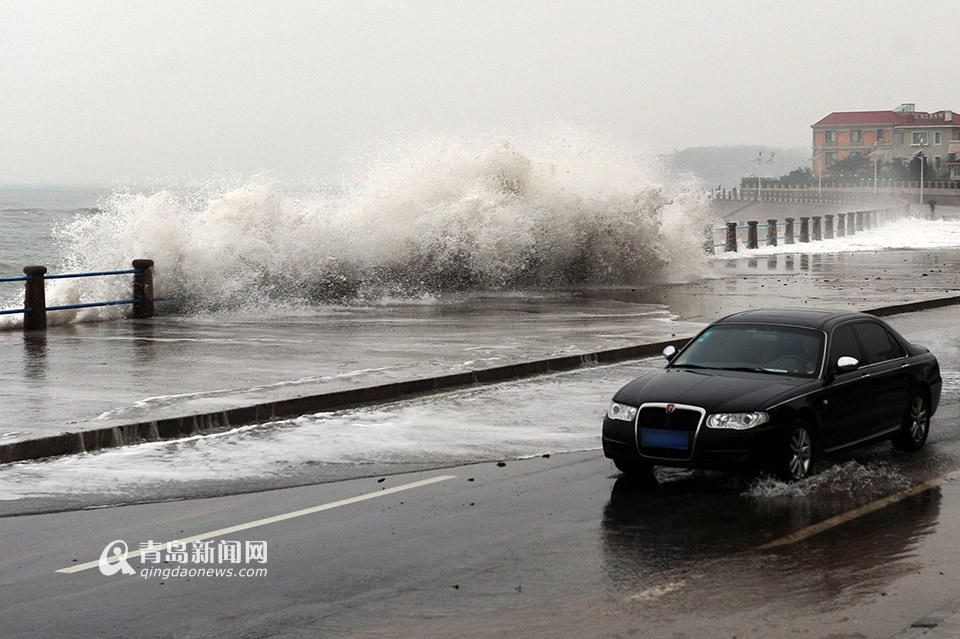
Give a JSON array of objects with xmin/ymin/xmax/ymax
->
[{"xmin": 665, "ymin": 404, "xmax": 676, "ymax": 414}]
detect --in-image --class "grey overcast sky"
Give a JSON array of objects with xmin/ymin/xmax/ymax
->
[{"xmin": 1, "ymin": 0, "xmax": 957, "ymax": 184}]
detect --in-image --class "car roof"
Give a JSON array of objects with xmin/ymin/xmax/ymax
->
[{"xmin": 713, "ymin": 308, "xmax": 880, "ymax": 331}]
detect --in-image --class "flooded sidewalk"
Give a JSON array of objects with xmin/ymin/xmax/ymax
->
[{"xmin": 2, "ymin": 246, "xmax": 960, "ymax": 444}]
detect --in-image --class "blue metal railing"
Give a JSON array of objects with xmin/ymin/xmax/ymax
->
[
  {"xmin": 0, "ymin": 262, "xmax": 183, "ymax": 327},
  {"xmin": 47, "ymin": 299, "xmax": 140, "ymax": 312},
  {"xmin": 44, "ymin": 268, "xmax": 139, "ymax": 280},
  {"xmin": 709, "ymin": 204, "xmax": 909, "ymax": 254}
]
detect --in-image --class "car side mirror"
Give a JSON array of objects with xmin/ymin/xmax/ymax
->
[
  {"xmin": 836, "ymin": 356, "xmax": 859, "ymax": 372},
  {"xmin": 662, "ymin": 345, "xmax": 677, "ymax": 362}
]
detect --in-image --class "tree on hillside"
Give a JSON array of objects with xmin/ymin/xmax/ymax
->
[{"xmin": 776, "ymin": 166, "xmax": 813, "ymax": 183}]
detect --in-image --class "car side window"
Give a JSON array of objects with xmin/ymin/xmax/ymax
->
[
  {"xmin": 854, "ymin": 322, "xmax": 903, "ymax": 364},
  {"xmin": 829, "ymin": 324, "xmax": 862, "ymax": 370}
]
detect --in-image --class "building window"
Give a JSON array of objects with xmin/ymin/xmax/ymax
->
[
  {"xmin": 953, "ymin": 166, "xmax": 960, "ymax": 179},
  {"xmin": 913, "ymin": 131, "xmax": 928, "ymax": 145},
  {"xmin": 935, "ymin": 156, "xmax": 942, "ymax": 169},
  {"xmin": 849, "ymin": 151, "xmax": 861, "ymax": 158},
  {"xmin": 824, "ymin": 130, "xmax": 836, "ymax": 144},
  {"xmin": 895, "ymin": 131, "xmax": 904, "ymax": 144},
  {"xmin": 935, "ymin": 131, "xmax": 942, "ymax": 144},
  {"xmin": 876, "ymin": 129, "xmax": 884, "ymax": 143},
  {"xmin": 850, "ymin": 130, "xmax": 863, "ymax": 143},
  {"xmin": 825, "ymin": 151, "xmax": 837, "ymax": 165}
]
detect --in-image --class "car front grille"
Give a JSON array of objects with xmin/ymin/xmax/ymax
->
[
  {"xmin": 636, "ymin": 405, "xmax": 703, "ymax": 460},
  {"xmin": 636, "ymin": 406, "xmax": 701, "ymax": 431}
]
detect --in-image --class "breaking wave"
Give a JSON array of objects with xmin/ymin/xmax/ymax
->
[{"xmin": 3, "ymin": 133, "xmax": 711, "ymax": 326}]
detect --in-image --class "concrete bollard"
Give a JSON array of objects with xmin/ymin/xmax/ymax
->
[
  {"xmin": 824, "ymin": 215, "xmax": 834, "ymax": 239},
  {"xmin": 864, "ymin": 211, "xmax": 872, "ymax": 230},
  {"xmin": 132, "ymin": 259, "xmax": 155, "ymax": 319},
  {"xmin": 747, "ymin": 221, "xmax": 759, "ymax": 249},
  {"xmin": 799, "ymin": 217, "xmax": 810, "ymax": 243},
  {"xmin": 725, "ymin": 222, "xmax": 738, "ymax": 252},
  {"xmin": 847, "ymin": 213, "xmax": 855, "ymax": 236},
  {"xmin": 811, "ymin": 216, "xmax": 821, "ymax": 241},
  {"xmin": 784, "ymin": 217, "xmax": 795, "ymax": 244},
  {"xmin": 856, "ymin": 212, "xmax": 864, "ymax": 232},
  {"xmin": 766, "ymin": 219, "xmax": 778, "ymax": 247},
  {"xmin": 704, "ymin": 225, "xmax": 715, "ymax": 255},
  {"xmin": 23, "ymin": 266, "xmax": 47, "ymax": 331}
]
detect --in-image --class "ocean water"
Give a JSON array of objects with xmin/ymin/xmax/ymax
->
[{"xmin": 0, "ymin": 184, "xmax": 108, "ymax": 274}]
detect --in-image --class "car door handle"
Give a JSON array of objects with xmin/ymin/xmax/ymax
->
[
  {"xmin": 900, "ymin": 363, "xmax": 910, "ymax": 369},
  {"xmin": 861, "ymin": 373, "xmax": 871, "ymax": 378}
]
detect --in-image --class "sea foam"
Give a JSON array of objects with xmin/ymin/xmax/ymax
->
[{"xmin": 2, "ymin": 133, "xmax": 712, "ymax": 327}]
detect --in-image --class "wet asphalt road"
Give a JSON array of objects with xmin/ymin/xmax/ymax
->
[
  {"xmin": 2, "ymin": 309, "xmax": 960, "ymax": 637},
  {"xmin": 2, "ymin": 430, "xmax": 960, "ymax": 639}
]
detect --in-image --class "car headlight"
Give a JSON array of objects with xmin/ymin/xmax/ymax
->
[
  {"xmin": 706, "ymin": 412, "xmax": 769, "ymax": 430},
  {"xmin": 607, "ymin": 402, "xmax": 638, "ymax": 422}
]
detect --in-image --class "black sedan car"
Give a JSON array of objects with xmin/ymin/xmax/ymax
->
[{"xmin": 602, "ymin": 309, "xmax": 941, "ymax": 481}]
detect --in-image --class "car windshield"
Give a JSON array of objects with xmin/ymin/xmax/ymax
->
[{"xmin": 670, "ymin": 324, "xmax": 824, "ymax": 377}]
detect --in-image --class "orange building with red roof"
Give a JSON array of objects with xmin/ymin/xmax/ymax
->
[{"xmin": 811, "ymin": 104, "xmax": 960, "ymax": 180}]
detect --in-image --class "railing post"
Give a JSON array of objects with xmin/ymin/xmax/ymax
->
[
  {"xmin": 704, "ymin": 225, "xmax": 715, "ymax": 255},
  {"xmin": 864, "ymin": 211, "xmax": 872, "ymax": 230},
  {"xmin": 132, "ymin": 259, "xmax": 155, "ymax": 319},
  {"xmin": 799, "ymin": 217, "xmax": 810, "ymax": 243},
  {"xmin": 23, "ymin": 265, "xmax": 47, "ymax": 331},
  {"xmin": 824, "ymin": 215, "xmax": 834, "ymax": 239},
  {"xmin": 784, "ymin": 217, "xmax": 795, "ymax": 244},
  {"xmin": 747, "ymin": 221, "xmax": 758, "ymax": 249},
  {"xmin": 847, "ymin": 212, "xmax": 856, "ymax": 236},
  {"xmin": 856, "ymin": 211, "xmax": 864, "ymax": 232},
  {"xmin": 811, "ymin": 216, "xmax": 821, "ymax": 241},
  {"xmin": 725, "ymin": 222, "xmax": 738, "ymax": 252},
  {"xmin": 766, "ymin": 219, "xmax": 778, "ymax": 247}
]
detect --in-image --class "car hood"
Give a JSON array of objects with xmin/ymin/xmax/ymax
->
[{"xmin": 612, "ymin": 367, "xmax": 816, "ymax": 413}]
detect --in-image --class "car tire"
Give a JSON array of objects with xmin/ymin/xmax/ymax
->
[
  {"xmin": 892, "ymin": 392, "xmax": 930, "ymax": 451},
  {"xmin": 613, "ymin": 458, "xmax": 653, "ymax": 477},
  {"xmin": 777, "ymin": 421, "xmax": 814, "ymax": 482}
]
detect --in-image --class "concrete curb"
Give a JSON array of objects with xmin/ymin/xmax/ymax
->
[{"xmin": 3, "ymin": 294, "xmax": 960, "ymax": 465}]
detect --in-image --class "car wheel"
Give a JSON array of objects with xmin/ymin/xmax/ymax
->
[
  {"xmin": 777, "ymin": 421, "xmax": 814, "ymax": 482},
  {"xmin": 892, "ymin": 392, "xmax": 930, "ymax": 451},
  {"xmin": 613, "ymin": 458, "xmax": 653, "ymax": 477}
]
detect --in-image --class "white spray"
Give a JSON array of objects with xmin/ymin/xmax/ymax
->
[{"xmin": 2, "ymin": 133, "xmax": 712, "ymax": 326}]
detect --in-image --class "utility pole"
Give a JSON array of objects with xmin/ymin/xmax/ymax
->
[{"xmin": 873, "ymin": 141, "xmax": 879, "ymax": 194}]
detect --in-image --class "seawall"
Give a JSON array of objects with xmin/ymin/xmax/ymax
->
[{"xmin": 2, "ymin": 294, "xmax": 959, "ymax": 465}]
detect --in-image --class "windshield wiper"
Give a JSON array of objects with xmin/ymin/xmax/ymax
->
[
  {"xmin": 672, "ymin": 364, "xmax": 797, "ymax": 375},
  {"xmin": 724, "ymin": 366, "xmax": 792, "ymax": 375}
]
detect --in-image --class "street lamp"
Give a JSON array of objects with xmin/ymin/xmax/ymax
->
[
  {"xmin": 873, "ymin": 141, "xmax": 879, "ymax": 195},
  {"xmin": 915, "ymin": 139, "xmax": 927, "ymax": 205},
  {"xmin": 754, "ymin": 150, "xmax": 774, "ymax": 201},
  {"xmin": 812, "ymin": 145, "xmax": 824, "ymax": 195}
]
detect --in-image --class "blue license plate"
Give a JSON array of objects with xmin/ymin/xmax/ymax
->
[{"xmin": 641, "ymin": 429, "xmax": 689, "ymax": 450}]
